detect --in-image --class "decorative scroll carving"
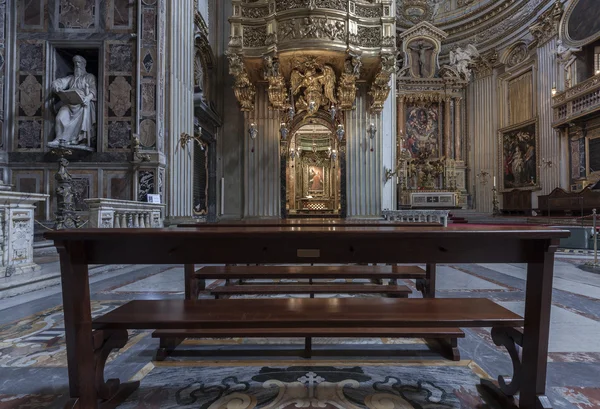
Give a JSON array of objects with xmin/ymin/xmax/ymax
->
[
  {"xmin": 264, "ymin": 56, "xmax": 288, "ymax": 110},
  {"xmin": 242, "ymin": 6, "xmax": 269, "ymax": 18},
  {"xmin": 471, "ymin": 49, "xmax": 498, "ymax": 78},
  {"xmin": 529, "ymin": 0, "xmax": 563, "ymax": 45},
  {"xmin": 369, "ymin": 53, "xmax": 395, "ymax": 113},
  {"xmin": 243, "ymin": 26, "xmax": 267, "ymax": 47},
  {"xmin": 291, "ymin": 57, "xmax": 337, "ymax": 117},
  {"xmin": 278, "ymin": 17, "xmax": 345, "ymax": 42},
  {"xmin": 480, "ymin": 327, "xmax": 524, "ymax": 407},
  {"xmin": 338, "ymin": 53, "xmax": 362, "ymax": 110},
  {"xmin": 356, "ymin": 4, "xmax": 382, "ymax": 18},
  {"xmin": 64, "ymin": 329, "xmax": 140, "ymax": 409},
  {"xmin": 356, "ymin": 26, "xmax": 381, "ymax": 47},
  {"xmin": 506, "ymin": 44, "xmax": 529, "ymax": 67},
  {"xmin": 275, "ymin": 0, "xmax": 309, "ymax": 12},
  {"xmin": 227, "ymin": 52, "xmax": 256, "ymax": 111}
]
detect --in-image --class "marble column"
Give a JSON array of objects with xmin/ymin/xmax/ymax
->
[
  {"xmin": 454, "ymin": 97, "xmax": 462, "ymax": 161},
  {"xmin": 381, "ymin": 74, "xmax": 396, "ymax": 211},
  {"xmin": 444, "ymin": 98, "xmax": 451, "ymax": 158},
  {"xmin": 166, "ymin": 0, "xmax": 195, "ymax": 220},
  {"xmin": 346, "ymin": 84, "xmax": 382, "ymax": 218},
  {"xmin": 243, "ymin": 85, "xmax": 280, "ymax": 218},
  {"xmin": 469, "ymin": 70, "xmax": 497, "ymax": 213}
]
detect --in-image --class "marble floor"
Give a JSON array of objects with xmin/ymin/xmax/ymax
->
[{"xmin": 0, "ymin": 253, "xmax": 600, "ymax": 408}]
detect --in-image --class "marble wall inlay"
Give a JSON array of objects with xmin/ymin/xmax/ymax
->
[
  {"xmin": 105, "ymin": 42, "xmax": 135, "ymax": 151},
  {"xmin": 16, "ymin": 41, "xmax": 45, "ymax": 151},
  {"xmin": 140, "ymin": 2, "xmax": 160, "ymax": 152},
  {"xmin": 108, "ymin": 76, "xmax": 133, "ymax": 117},
  {"xmin": 58, "ymin": 0, "xmax": 98, "ymax": 30},
  {"xmin": 138, "ymin": 170, "xmax": 155, "ymax": 201}
]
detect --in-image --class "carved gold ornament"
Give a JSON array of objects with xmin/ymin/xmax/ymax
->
[
  {"xmin": 227, "ymin": 52, "xmax": 256, "ymax": 111},
  {"xmin": 369, "ymin": 53, "xmax": 395, "ymax": 113},
  {"xmin": 264, "ymin": 56, "xmax": 288, "ymax": 110},
  {"xmin": 290, "ymin": 58, "xmax": 337, "ymax": 118}
]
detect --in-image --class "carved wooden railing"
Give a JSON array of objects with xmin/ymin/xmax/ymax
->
[
  {"xmin": 85, "ymin": 199, "xmax": 166, "ymax": 228},
  {"xmin": 553, "ymin": 73, "xmax": 600, "ymax": 127},
  {"xmin": 382, "ymin": 209, "xmax": 449, "ymax": 227}
]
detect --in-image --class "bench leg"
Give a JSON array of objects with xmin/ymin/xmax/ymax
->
[
  {"xmin": 424, "ymin": 337, "xmax": 460, "ymax": 361},
  {"xmin": 154, "ymin": 336, "xmax": 186, "ymax": 362},
  {"xmin": 304, "ymin": 337, "xmax": 312, "ymax": 358},
  {"xmin": 65, "ymin": 330, "xmax": 140, "ymax": 409}
]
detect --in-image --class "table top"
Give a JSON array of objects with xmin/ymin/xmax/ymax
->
[{"xmin": 45, "ymin": 224, "xmax": 570, "ymax": 241}]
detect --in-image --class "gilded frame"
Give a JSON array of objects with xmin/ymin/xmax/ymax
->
[{"xmin": 498, "ymin": 118, "xmax": 540, "ymax": 192}]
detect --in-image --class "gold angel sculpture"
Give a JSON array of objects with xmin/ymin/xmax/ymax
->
[{"xmin": 290, "ymin": 61, "xmax": 337, "ymax": 118}]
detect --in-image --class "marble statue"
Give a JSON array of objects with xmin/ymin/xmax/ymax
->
[
  {"xmin": 449, "ymin": 44, "xmax": 479, "ymax": 81},
  {"xmin": 556, "ymin": 40, "xmax": 581, "ymax": 68},
  {"xmin": 48, "ymin": 55, "xmax": 97, "ymax": 148}
]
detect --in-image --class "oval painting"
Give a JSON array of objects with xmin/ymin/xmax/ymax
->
[{"xmin": 567, "ymin": 0, "xmax": 600, "ymax": 43}]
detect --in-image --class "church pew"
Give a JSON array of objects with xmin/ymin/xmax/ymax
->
[{"xmin": 45, "ymin": 225, "xmax": 568, "ymax": 409}]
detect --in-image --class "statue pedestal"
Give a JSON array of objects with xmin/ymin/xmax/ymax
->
[{"xmin": 0, "ymin": 191, "xmax": 49, "ymax": 278}]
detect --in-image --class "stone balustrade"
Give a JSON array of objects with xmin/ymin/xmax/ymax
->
[
  {"xmin": 85, "ymin": 199, "xmax": 166, "ymax": 228},
  {"xmin": 382, "ymin": 209, "xmax": 449, "ymax": 227}
]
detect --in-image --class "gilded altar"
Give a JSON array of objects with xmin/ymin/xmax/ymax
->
[{"xmin": 394, "ymin": 22, "xmax": 471, "ymax": 209}]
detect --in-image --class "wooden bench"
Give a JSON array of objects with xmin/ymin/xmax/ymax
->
[
  {"xmin": 45, "ymin": 225, "xmax": 569, "ymax": 409},
  {"xmin": 98, "ymin": 298, "xmax": 516, "ymax": 364},
  {"xmin": 186, "ymin": 264, "xmax": 436, "ymax": 299},
  {"xmin": 210, "ymin": 283, "xmax": 412, "ymax": 298}
]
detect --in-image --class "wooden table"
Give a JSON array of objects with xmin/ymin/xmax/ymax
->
[{"xmin": 46, "ymin": 225, "xmax": 569, "ymax": 409}]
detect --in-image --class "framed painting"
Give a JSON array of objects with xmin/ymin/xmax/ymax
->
[
  {"xmin": 498, "ymin": 118, "xmax": 539, "ymax": 192},
  {"xmin": 307, "ymin": 165, "xmax": 325, "ymax": 194}
]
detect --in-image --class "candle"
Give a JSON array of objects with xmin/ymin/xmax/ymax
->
[{"xmin": 493, "ymin": 176, "xmax": 496, "ymax": 187}]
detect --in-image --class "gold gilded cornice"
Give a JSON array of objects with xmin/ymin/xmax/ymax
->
[{"xmin": 228, "ymin": 0, "xmax": 395, "ymax": 113}]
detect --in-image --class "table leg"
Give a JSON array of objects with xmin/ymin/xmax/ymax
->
[
  {"xmin": 520, "ymin": 240, "xmax": 557, "ymax": 408},
  {"xmin": 481, "ymin": 239, "xmax": 557, "ymax": 409},
  {"xmin": 417, "ymin": 263, "xmax": 436, "ymax": 298},
  {"xmin": 58, "ymin": 242, "xmax": 98, "ymax": 408},
  {"xmin": 185, "ymin": 264, "xmax": 204, "ymax": 300}
]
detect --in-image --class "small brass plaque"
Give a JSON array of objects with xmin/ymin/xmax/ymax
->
[{"xmin": 297, "ymin": 249, "xmax": 320, "ymax": 258}]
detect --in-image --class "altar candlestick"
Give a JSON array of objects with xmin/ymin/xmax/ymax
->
[{"xmin": 493, "ymin": 176, "xmax": 496, "ymax": 187}]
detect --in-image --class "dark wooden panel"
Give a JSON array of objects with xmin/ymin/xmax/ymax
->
[
  {"xmin": 195, "ymin": 265, "xmax": 426, "ymax": 279},
  {"xmin": 210, "ymin": 284, "xmax": 411, "ymax": 295},
  {"xmin": 152, "ymin": 327, "xmax": 466, "ymax": 339},
  {"xmin": 93, "ymin": 299, "xmax": 524, "ymax": 330}
]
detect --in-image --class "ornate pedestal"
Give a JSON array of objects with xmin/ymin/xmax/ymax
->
[{"xmin": 0, "ymin": 192, "xmax": 49, "ymax": 276}]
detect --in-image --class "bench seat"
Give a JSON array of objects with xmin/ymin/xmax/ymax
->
[
  {"xmin": 194, "ymin": 265, "xmax": 426, "ymax": 280},
  {"xmin": 210, "ymin": 283, "xmax": 412, "ymax": 298},
  {"xmin": 93, "ymin": 298, "xmax": 523, "ymax": 330}
]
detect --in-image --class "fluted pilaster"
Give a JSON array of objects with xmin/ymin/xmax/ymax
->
[
  {"xmin": 243, "ymin": 85, "xmax": 280, "ymax": 218},
  {"xmin": 166, "ymin": 0, "xmax": 195, "ymax": 219},
  {"xmin": 469, "ymin": 71, "xmax": 497, "ymax": 213},
  {"xmin": 346, "ymin": 84, "xmax": 382, "ymax": 218}
]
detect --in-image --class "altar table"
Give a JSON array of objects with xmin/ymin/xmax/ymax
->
[{"xmin": 45, "ymin": 225, "xmax": 569, "ymax": 409}]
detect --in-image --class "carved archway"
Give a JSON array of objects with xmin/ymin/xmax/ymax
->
[{"xmin": 281, "ymin": 110, "xmax": 346, "ymax": 218}]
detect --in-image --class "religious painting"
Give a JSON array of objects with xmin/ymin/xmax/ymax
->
[
  {"xmin": 566, "ymin": 0, "xmax": 600, "ymax": 45},
  {"xmin": 405, "ymin": 103, "xmax": 440, "ymax": 158},
  {"xmin": 308, "ymin": 166, "xmax": 324, "ymax": 193},
  {"xmin": 499, "ymin": 119, "xmax": 539, "ymax": 191},
  {"xmin": 407, "ymin": 39, "xmax": 435, "ymax": 78}
]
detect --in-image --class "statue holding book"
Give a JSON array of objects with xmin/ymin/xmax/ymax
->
[{"xmin": 48, "ymin": 55, "xmax": 97, "ymax": 149}]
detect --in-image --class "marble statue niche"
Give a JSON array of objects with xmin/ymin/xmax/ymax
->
[{"xmin": 48, "ymin": 55, "xmax": 97, "ymax": 149}]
